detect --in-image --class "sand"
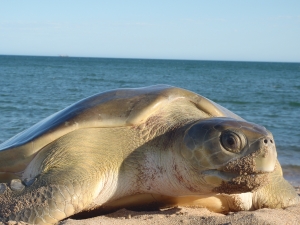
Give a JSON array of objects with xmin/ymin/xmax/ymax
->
[
  {"xmin": 58, "ymin": 188, "xmax": 300, "ymax": 225},
  {"xmin": 2, "ymin": 189, "xmax": 299, "ymax": 225},
  {"xmin": 59, "ymin": 204, "xmax": 300, "ymax": 225}
]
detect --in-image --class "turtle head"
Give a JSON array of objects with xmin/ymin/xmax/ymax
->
[{"xmin": 180, "ymin": 117, "xmax": 277, "ymax": 193}]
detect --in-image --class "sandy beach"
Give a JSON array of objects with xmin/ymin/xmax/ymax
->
[
  {"xmin": 2, "ymin": 199, "xmax": 299, "ymax": 225},
  {"xmin": 60, "ymin": 206, "xmax": 300, "ymax": 225},
  {"xmin": 56, "ymin": 187, "xmax": 300, "ymax": 225}
]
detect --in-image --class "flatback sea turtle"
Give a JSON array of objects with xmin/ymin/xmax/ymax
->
[{"xmin": 0, "ymin": 85, "xmax": 298, "ymax": 224}]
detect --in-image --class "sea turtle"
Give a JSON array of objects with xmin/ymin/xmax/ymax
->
[{"xmin": 0, "ymin": 85, "xmax": 298, "ymax": 224}]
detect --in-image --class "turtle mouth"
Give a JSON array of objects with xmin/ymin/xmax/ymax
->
[
  {"xmin": 202, "ymin": 169, "xmax": 239, "ymax": 186},
  {"xmin": 202, "ymin": 169, "xmax": 270, "ymax": 194},
  {"xmin": 202, "ymin": 170, "xmax": 268, "ymax": 185}
]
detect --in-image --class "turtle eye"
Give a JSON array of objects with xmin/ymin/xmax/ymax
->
[{"xmin": 220, "ymin": 131, "xmax": 243, "ymax": 153}]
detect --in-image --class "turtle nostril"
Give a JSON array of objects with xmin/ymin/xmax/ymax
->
[{"xmin": 263, "ymin": 138, "xmax": 274, "ymax": 145}]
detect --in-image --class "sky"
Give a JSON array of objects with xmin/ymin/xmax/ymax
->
[{"xmin": 1, "ymin": 1, "xmax": 300, "ymax": 62}]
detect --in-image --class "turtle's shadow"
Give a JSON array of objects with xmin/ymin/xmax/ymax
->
[{"xmin": 69, "ymin": 206, "xmax": 181, "ymax": 220}]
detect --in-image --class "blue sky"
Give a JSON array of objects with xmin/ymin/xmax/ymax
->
[{"xmin": 1, "ymin": 1, "xmax": 299, "ymax": 62}]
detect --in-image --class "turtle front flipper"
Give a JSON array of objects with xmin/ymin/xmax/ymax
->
[
  {"xmin": 252, "ymin": 160, "xmax": 300, "ymax": 209},
  {"xmin": 0, "ymin": 129, "xmax": 112, "ymax": 224},
  {"xmin": 0, "ymin": 179, "xmax": 93, "ymax": 224}
]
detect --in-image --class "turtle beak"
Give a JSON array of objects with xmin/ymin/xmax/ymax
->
[{"xmin": 254, "ymin": 136, "xmax": 277, "ymax": 173}]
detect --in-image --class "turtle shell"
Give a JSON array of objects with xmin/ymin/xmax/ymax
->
[{"xmin": 0, "ymin": 85, "xmax": 242, "ymax": 174}]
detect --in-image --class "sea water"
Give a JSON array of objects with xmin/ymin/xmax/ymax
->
[{"xmin": 0, "ymin": 55, "xmax": 299, "ymax": 185}]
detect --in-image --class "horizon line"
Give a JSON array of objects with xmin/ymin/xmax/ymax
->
[{"xmin": 1, "ymin": 54, "xmax": 299, "ymax": 64}]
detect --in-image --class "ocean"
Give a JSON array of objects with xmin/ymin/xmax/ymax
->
[{"xmin": 0, "ymin": 55, "xmax": 299, "ymax": 185}]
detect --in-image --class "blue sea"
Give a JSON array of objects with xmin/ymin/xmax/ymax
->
[{"xmin": 0, "ymin": 55, "xmax": 300, "ymax": 185}]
